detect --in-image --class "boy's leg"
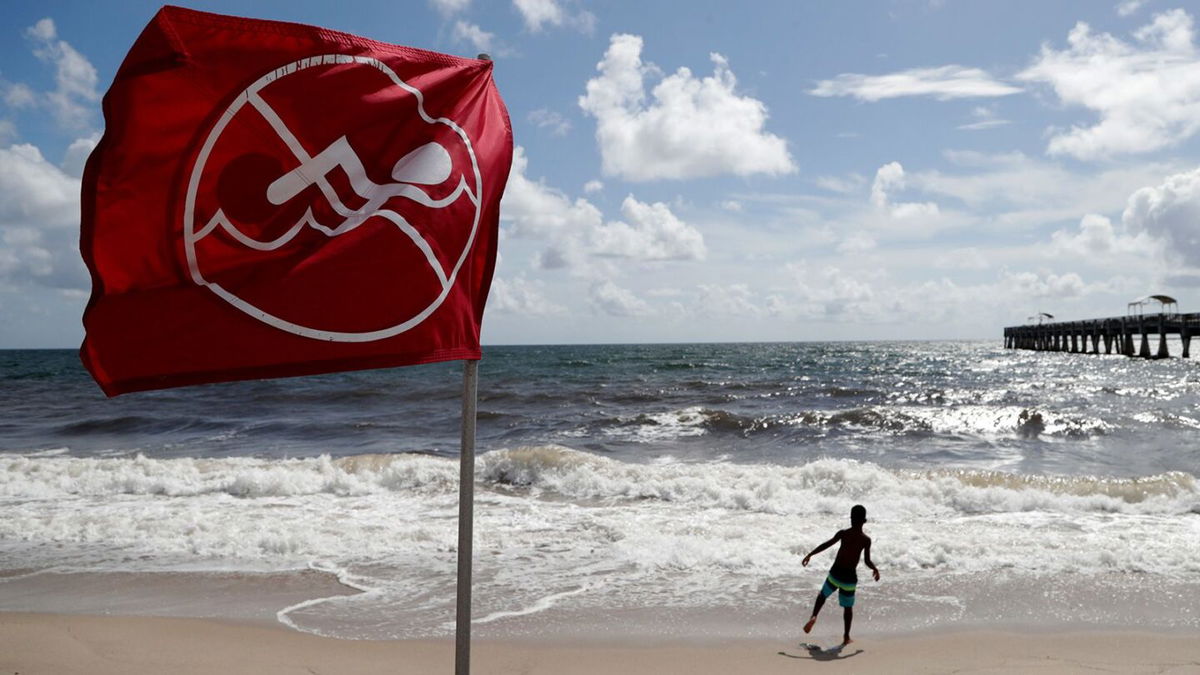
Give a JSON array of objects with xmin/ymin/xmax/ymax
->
[
  {"xmin": 804, "ymin": 592, "xmax": 826, "ymax": 633},
  {"xmin": 837, "ymin": 586, "xmax": 856, "ymax": 644}
]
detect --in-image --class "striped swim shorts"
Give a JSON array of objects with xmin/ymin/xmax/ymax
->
[{"xmin": 819, "ymin": 567, "xmax": 857, "ymax": 608}]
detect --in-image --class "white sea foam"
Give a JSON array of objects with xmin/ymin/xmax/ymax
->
[
  {"xmin": 472, "ymin": 583, "xmax": 596, "ymax": 625},
  {"xmin": 1, "ymin": 448, "xmax": 1198, "ymax": 638},
  {"xmin": 16, "ymin": 447, "xmax": 70, "ymax": 457},
  {"xmin": 602, "ymin": 406, "xmax": 712, "ymax": 441},
  {"xmin": 598, "ymin": 402, "xmax": 1116, "ymax": 442},
  {"xmin": 0, "ymin": 453, "xmax": 458, "ymax": 499},
  {"xmin": 479, "ymin": 446, "xmax": 1197, "ymax": 517},
  {"xmin": 776, "ymin": 404, "xmax": 1111, "ymax": 439},
  {"xmin": 2, "ymin": 448, "xmax": 1197, "ymax": 519}
]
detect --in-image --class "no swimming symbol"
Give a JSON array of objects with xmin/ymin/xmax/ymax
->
[{"xmin": 184, "ymin": 55, "xmax": 485, "ymax": 342}]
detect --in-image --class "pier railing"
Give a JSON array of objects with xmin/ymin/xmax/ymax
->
[{"xmin": 1004, "ymin": 313, "xmax": 1200, "ymax": 359}]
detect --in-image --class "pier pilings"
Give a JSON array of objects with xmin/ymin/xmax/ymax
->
[{"xmin": 1004, "ymin": 313, "xmax": 1199, "ymax": 359}]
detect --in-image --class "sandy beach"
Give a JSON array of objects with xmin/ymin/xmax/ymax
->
[{"xmin": 1, "ymin": 611, "xmax": 1198, "ymax": 675}]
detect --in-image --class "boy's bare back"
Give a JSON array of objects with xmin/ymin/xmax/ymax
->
[
  {"xmin": 801, "ymin": 516, "xmax": 879, "ymax": 583},
  {"xmin": 832, "ymin": 528, "xmax": 871, "ymax": 570}
]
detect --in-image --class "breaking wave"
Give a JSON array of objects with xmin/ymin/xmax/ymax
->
[
  {"xmin": 3, "ymin": 446, "xmax": 1199, "ymax": 636},
  {"xmin": 3, "ymin": 447, "xmax": 1194, "ymax": 517},
  {"xmin": 592, "ymin": 404, "xmax": 1112, "ymax": 441}
]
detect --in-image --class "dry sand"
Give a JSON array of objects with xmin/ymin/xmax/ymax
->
[{"xmin": 1, "ymin": 612, "xmax": 1198, "ymax": 674}]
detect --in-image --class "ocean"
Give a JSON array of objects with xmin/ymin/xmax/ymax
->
[{"xmin": 1, "ymin": 341, "xmax": 1199, "ymax": 640}]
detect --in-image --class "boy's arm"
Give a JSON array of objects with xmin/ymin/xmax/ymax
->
[
  {"xmin": 864, "ymin": 536, "xmax": 880, "ymax": 581},
  {"xmin": 801, "ymin": 530, "xmax": 843, "ymax": 567}
]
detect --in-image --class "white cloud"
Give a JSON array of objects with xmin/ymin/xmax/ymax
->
[
  {"xmin": 1049, "ymin": 213, "xmax": 1161, "ymax": 261},
  {"xmin": 4, "ymin": 83, "xmax": 36, "ymax": 109},
  {"xmin": 1122, "ymin": 165, "xmax": 1200, "ymax": 267},
  {"xmin": 0, "ymin": 143, "xmax": 78, "ymax": 227},
  {"xmin": 871, "ymin": 161, "xmax": 940, "ymax": 219},
  {"xmin": 0, "ymin": 142, "xmax": 87, "ymax": 290},
  {"xmin": 957, "ymin": 105, "xmax": 1010, "ymax": 131},
  {"xmin": 25, "ymin": 17, "xmax": 99, "ymax": 131},
  {"xmin": 513, "ymin": 0, "xmax": 595, "ymax": 33},
  {"xmin": 1117, "ymin": 0, "xmax": 1148, "ymax": 17},
  {"xmin": 451, "ymin": 21, "xmax": 498, "ymax": 55},
  {"xmin": 800, "ymin": 225, "xmax": 839, "ymax": 246},
  {"xmin": 589, "ymin": 279, "xmax": 651, "ymax": 316},
  {"xmin": 646, "ymin": 287, "xmax": 683, "ymax": 298},
  {"xmin": 501, "ymin": 146, "xmax": 602, "ymax": 240},
  {"xmin": 810, "ymin": 65, "xmax": 1021, "ymax": 101},
  {"xmin": 870, "ymin": 162, "xmax": 903, "ymax": 207},
  {"xmin": 815, "ymin": 174, "xmax": 866, "ymax": 194},
  {"xmin": 934, "ymin": 247, "xmax": 990, "ymax": 270},
  {"xmin": 1017, "ymin": 10, "xmax": 1200, "ymax": 159},
  {"xmin": 26, "ymin": 17, "xmax": 55, "ymax": 42},
  {"xmin": 781, "ymin": 262, "xmax": 877, "ymax": 319},
  {"xmin": 889, "ymin": 202, "xmax": 940, "ymax": 219},
  {"xmin": 695, "ymin": 283, "xmax": 762, "ymax": 318},
  {"xmin": 430, "ymin": 0, "xmax": 470, "ymax": 16},
  {"xmin": 909, "ymin": 150, "xmax": 1178, "ymax": 229},
  {"xmin": 939, "ymin": 149, "xmax": 1030, "ymax": 168},
  {"xmin": 500, "ymin": 147, "xmax": 601, "ymax": 268},
  {"xmin": 1005, "ymin": 271, "xmax": 1088, "ymax": 299},
  {"xmin": 579, "ymin": 34, "xmax": 795, "ymax": 181},
  {"xmin": 590, "ymin": 196, "xmax": 706, "ymax": 261},
  {"xmin": 888, "ymin": 200, "xmax": 940, "ymax": 219},
  {"xmin": 488, "ymin": 276, "xmax": 565, "ymax": 315},
  {"xmin": 761, "ymin": 260, "xmax": 1125, "ymax": 327},
  {"xmin": 61, "ymin": 132, "xmax": 99, "ymax": 177},
  {"xmin": 528, "ymin": 108, "xmax": 571, "ymax": 136},
  {"xmin": 514, "ymin": 0, "xmax": 561, "ymax": 31},
  {"xmin": 719, "ymin": 200, "xmax": 742, "ymax": 212},
  {"xmin": 583, "ymin": 179, "xmax": 603, "ymax": 193},
  {"xmin": 501, "ymin": 146, "xmax": 704, "ymax": 267},
  {"xmin": 836, "ymin": 232, "xmax": 876, "ymax": 253},
  {"xmin": 1135, "ymin": 8, "xmax": 1195, "ymax": 51},
  {"xmin": 735, "ymin": 152, "xmax": 1183, "ymax": 255}
]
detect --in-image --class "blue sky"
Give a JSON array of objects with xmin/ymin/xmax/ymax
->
[{"xmin": 3, "ymin": 0, "xmax": 1200, "ymax": 347}]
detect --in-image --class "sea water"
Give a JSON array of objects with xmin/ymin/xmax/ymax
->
[{"xmin": 1, "ymin": 342, "xmax": 1198, "ymax": 639}]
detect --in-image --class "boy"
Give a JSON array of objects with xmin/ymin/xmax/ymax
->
[{"xmin": 801, "ymin": 504, "xmax": 879, "ymax": 645}]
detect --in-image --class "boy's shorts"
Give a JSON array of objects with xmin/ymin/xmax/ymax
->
[{"xmin": 819, "ymin": 568, "xmax": 856, "ymax": 608}]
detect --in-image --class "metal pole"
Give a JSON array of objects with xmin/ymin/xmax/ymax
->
[
  {"xmin": 455, "ymin": 359, "xmax": 479, "ymax": 675},
  {"xmin": 459, "ymin": 52, "xmax": 489, "ymax": 675}
]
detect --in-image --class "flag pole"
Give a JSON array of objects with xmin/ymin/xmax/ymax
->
[
  {"xmin": 457, "ymin": 52, "xmax": 489, "ymax": 675},
  {"xmin": 455, "ymin": 358, "xmax": 479, "ymax": 675}
]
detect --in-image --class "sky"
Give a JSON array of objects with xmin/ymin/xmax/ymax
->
[{"xmin": 3, "ymin": 0, "xmax": 1200, "ymax": 347}]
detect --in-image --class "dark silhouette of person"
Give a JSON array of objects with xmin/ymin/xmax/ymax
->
[{"xmin": 801, "ymin": 504, "xmax": 880, "ymax": 645}]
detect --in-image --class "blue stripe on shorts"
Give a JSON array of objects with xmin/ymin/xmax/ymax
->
[{"xmin": 820, "ymin": 578, "xmax": 856, "ymax": 607}]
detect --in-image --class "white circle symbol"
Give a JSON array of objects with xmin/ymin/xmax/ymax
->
[{"xmin": 183, "ymin": 54, "xmax": 484, "ymax": 342}]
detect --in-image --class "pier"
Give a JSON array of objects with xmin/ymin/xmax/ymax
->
[{"xmin": 1004, "ymin": 296, "xmax": 1200, "ymax": 359}]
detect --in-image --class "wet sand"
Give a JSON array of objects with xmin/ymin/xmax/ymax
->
[{"xmin": 2, "ymin": 611, "xmax": 1198, "ymax": 675}]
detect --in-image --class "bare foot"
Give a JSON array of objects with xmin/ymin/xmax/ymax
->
[
  {"xmin": 842, "ymin": 637, "xmax": 854, "ymax": 646},
  {"xmin": 803, "ymin": 616, "xmax": 816, "ymax": 634}
]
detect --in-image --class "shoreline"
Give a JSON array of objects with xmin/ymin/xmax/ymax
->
[
  {"xmin": 2, "ymin": 611, "xmax": 1198, "ymax": 675},
  {"xmin": 5, "ymin": 566, "xmax": 1200, "ymax": 641}
]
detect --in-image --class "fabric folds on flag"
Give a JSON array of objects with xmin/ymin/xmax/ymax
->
[{"xmin": 80, "ymin": 6, "xmax": 513, "ymax": 396}]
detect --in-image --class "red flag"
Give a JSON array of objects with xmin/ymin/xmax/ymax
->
[{"xmin": 80, "ymin": 6, "xmax": 513, "ymax": 396}]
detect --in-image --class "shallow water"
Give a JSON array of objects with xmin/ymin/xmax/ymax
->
[{"xmin": 1, "ymin": 342, "xmax": 1198, "ymax": 638}]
